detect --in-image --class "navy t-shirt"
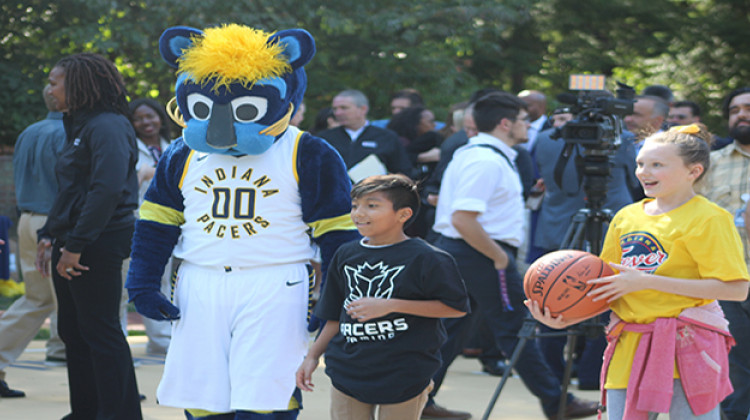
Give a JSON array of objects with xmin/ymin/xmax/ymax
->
[{"xmin": 315, "ymin": 237, "xmax": 469, "ymax": 404}]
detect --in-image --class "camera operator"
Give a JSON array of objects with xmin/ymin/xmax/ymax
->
[{"xmin": 532, "ymin": 95, "xmax": 638, "ymax": 390}]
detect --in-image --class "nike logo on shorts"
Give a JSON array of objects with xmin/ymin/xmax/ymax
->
[{"xmin": 286, "ymin": 280, "xmax": 304, "ymax": 287}]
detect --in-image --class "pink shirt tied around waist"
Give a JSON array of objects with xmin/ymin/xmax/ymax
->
[{"xmin": 599, "ymin": 301, "xmax": 735, "ymax": 419}]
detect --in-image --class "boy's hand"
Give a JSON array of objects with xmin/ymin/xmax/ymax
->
[
  {"xmin": 587, "ymin": 263, "xmax": 643, "ymax": 303},
  {"xmin": 296, "ymin": 356, "xmax": 320, "ymax": 392},
  {"xmin": 524, "ymin": 299, "xmax": 571, "ymax": 329},
  {"xmin": 346, "ymin": 297, "xmax": 391, "ymax": 322}
]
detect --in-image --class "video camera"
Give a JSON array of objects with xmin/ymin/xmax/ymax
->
[
  {"xmin": 555, "ymin": 75, "xmax": 635, "ymax": 149},
  {"xmin": 551, "ymin": 75, "xmax": 635, "ymax": 210}
]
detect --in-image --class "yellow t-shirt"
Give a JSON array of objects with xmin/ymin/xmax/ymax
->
[{"xmin": 599, "ymin": 195, "xmax": 749, "ymax": 388}]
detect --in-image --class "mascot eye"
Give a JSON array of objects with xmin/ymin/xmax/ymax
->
[
  {"xmin": 187, "ymin": 94, "xmax": 213, "ymax": 121},
  {"xmin": 231, "ymin": 97, "xmax": 268, "ymax": 123}
]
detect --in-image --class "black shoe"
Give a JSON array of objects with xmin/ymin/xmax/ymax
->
[
  {"xmin": 44, "ymin": 356, "xmax": 67, "ymax": 367},
  {"xmin": 547, "ymin": 397, "xmax": 600, "ymax": 420},
  {"xmin": 481, "ymin": 359, "xmax": 509, "ymax": 376},
  {"xmin": 140, "ymin": 393, "xmax": 146, "ymax": 401},
  {"xmin": 421, "ymin": 402, "xmax": 472, "ymax": 419},
  {"xmin": 0, "ymin": 380, "xmax": 26, "ymax": 398}
]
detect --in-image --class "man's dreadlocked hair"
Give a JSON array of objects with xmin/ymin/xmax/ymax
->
[{"xmin": 54, "ymin": 53, "xmax": 129, "ymax": 115}]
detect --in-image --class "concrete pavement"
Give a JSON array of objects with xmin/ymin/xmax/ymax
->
[{"xmin": 0, "ymin": 319, "xmax": 602, "ymax": 419}]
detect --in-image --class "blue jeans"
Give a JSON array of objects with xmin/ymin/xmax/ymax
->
[
  {"xmin": 606, "ymin": 379, "xmax": 719, "ymax": 419},
  {"xmin": 721, "ymin": 300, "xmax": 750, "ymax": 420},
  {"xmin": 430, "ymin": 236, "xmax": 568, "ymax": 417}
]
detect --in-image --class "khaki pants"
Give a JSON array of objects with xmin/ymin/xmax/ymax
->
[
  {"xmin": 330, "ymin": 380, "xmax": 433, "ymax": 420},
  {"xmin": 0, "ymin": 213, "xmax": 65, "ymax": 378}
]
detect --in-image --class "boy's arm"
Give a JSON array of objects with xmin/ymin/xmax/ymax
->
[
  {"xmin": 346, "ymin": 298, "xmax": 466, "ymax": 323},
  {"xmin": 296, "ymin": 321, "xmax": 340, "ymax": 391}
]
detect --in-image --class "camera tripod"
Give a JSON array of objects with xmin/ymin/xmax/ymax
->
[{"xmin": 481, "ymin": 206, "xmax": 611, "ymax": 420}]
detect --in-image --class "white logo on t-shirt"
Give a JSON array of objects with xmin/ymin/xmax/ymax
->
[{"xmin": 343, "ymin": 261, "xmax": 403, "ymax": 308}]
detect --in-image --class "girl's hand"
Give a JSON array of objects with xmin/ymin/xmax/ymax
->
[
  {"xmin": 296, "ymin": 356, "xmax": 320, "ymax": 392},
  {"xmin": 346, "ymin": 297, "xmax": 392, "ymax": 322},
  {"xmin": 587, "ymin": 263, "xmax": 645, "ymax": 303},
  {"xmin": 524, "ymin": 299, "xmax": 573, "ymax": 329}
]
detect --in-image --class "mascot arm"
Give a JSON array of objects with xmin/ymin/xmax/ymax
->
[
  {"xmin": 298, "ymin": 133, "xmax": 360, "ymax": 274},
  {"xmin": 126, "ymin": 139, "xmax": 189, "ymax": 320},
  {"xmin": 298, "ymin": 134, "xmax": 360, "ymax": 331}
]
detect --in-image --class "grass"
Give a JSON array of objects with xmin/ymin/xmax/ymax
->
[{"xmin": 0, "ymin": 294, "xmax": 18, "ymax": 310}]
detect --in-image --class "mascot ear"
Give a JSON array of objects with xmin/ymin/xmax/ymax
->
[
  {"xmin": 159, "ymin": 26, "xmax": 204, "ymax": 69},
  {"xmin": 269, "ymin": 29, "xmax": 316, "ymax": 70}
]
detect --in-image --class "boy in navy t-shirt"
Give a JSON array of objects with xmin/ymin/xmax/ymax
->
[{"xmin": 296, "ymin": 174, "xmax": 469, "ymax": 420}]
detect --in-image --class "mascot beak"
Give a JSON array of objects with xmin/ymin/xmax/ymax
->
[{"xmin": 206, "ymin": 103, "xmax": 238, "ymax": 149}]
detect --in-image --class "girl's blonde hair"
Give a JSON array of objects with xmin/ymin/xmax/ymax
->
[{"xmin": 645, "ymin": 123, "xmax": 713, "ymax": 182}]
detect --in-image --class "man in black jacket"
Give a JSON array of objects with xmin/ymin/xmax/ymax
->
[{"xmin": 318, "ymin": 89, "xmax": 412, "ymax": 178}]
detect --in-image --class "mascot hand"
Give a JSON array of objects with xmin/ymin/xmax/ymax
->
[{"xmin": 132, "ymin": 291, "xmax": 181, "ymax": 321}]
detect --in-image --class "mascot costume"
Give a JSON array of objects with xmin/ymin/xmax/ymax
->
[{"xmin": 126, "ymin": 24, "xmax": 359, "ymax": 419}]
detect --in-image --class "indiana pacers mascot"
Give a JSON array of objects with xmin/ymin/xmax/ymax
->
[{"xmin": 126, "ymin": 24, "xmax": 359, "ymax": 419}]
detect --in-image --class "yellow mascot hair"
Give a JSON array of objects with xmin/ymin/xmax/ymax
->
[{"xmin": 177, "ymin": 24, "xmax": 292, "ymax": 92}]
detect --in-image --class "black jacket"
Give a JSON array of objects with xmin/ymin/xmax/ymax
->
[
  {"xmin": 317, "ymin": 125, "xmax": 412, "ymax": 175},
  {"xmin": 41, "ymin": 109, "xmax": 138, "ymax": 253}
]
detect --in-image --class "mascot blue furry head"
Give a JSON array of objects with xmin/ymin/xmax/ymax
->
[{"xmin": 159, "ymin": 24, "xmax": 314, "ymax": 156}]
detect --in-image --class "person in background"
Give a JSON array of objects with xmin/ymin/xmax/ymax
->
[
  {"xmin": 318, "ymin": 89, "xmax": 412, "ymax": 176},
  {"xmin": 667, "ymin": 100, "xmax": 701, "ymax": 126},
  {"xmin": 290, "ymin": 101, "xmax": 306, "ymax": 127},
  {"xmin": 120, "ymin": 97, "xmax": 174, "ymax": 355},
  {"xmin": 0, "ymin": 83, "xmax": 67, "ymax": 398},
  {"xmin": 310, "ymin": 106, "xmax": 339, "ymax": 135},
  {"xmin": 386, "ymin": 105, "xmax": 442, "ymax": 181},
  {"xmin": 698, "ymin": 87, "xmax": 750, "ymax": 420},
  {"xmin": 387, "ymin": 106, "xmax": 443, "ymax": 238},
  {"xmin": 642, "ymin": 84, "xmax": 674, "ymax": 105},
  {"xmin": 36, "ymin": 52, "xmax": 142, "ymax": 419},
  {"xmin": 425, "ymin": 92, "xmax": 598, "ymax": 420},
  {"xmin": 624, "ymin": 95, "xmax": 669, "ymax": 153},
  {"xmin": 371, "ymin": 88, "xmax": 425, "ymax": 129}
]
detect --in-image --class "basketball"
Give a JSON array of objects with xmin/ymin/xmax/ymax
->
[{"xmin": 524, "ymin": 249, "xmax": 614, "ymax": 319}]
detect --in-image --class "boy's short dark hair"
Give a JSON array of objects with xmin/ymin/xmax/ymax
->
[
  {"xmin": 473, "ymin": 92, "xmax": 527, "ymax": 133},
  {"xmin": 351, "ymin": 174, "xmax": 420, "ymax": 226}
]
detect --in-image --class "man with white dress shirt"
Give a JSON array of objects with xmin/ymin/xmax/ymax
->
[{"xmin": 422, "ymin": 92, "xmax": 599, "ymax": 420}]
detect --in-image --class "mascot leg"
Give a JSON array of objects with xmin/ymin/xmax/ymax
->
[
  {"xmin": 187, "ymin": 388, "xmax": 301, "ymax": 420},
  {"xmin": 235, "ymin": 388, "xmax": 302, "ymax": 420},
  {"xmin": 234, "ymin": 410, "xmax": 299, "ymax": 420},
  {"xmin": 185, "ymin": 409, "xmax": 235, "ymax": 420}
]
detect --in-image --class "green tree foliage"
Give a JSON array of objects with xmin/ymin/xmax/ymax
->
[{"xmin": 1, "ymin": 0, "xmax": 748, "ymax": 147}]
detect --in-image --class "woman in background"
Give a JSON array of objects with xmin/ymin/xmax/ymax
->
[{"xmin": 121, "ymin": 98, "xmax": 173, "ymax": 355}]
